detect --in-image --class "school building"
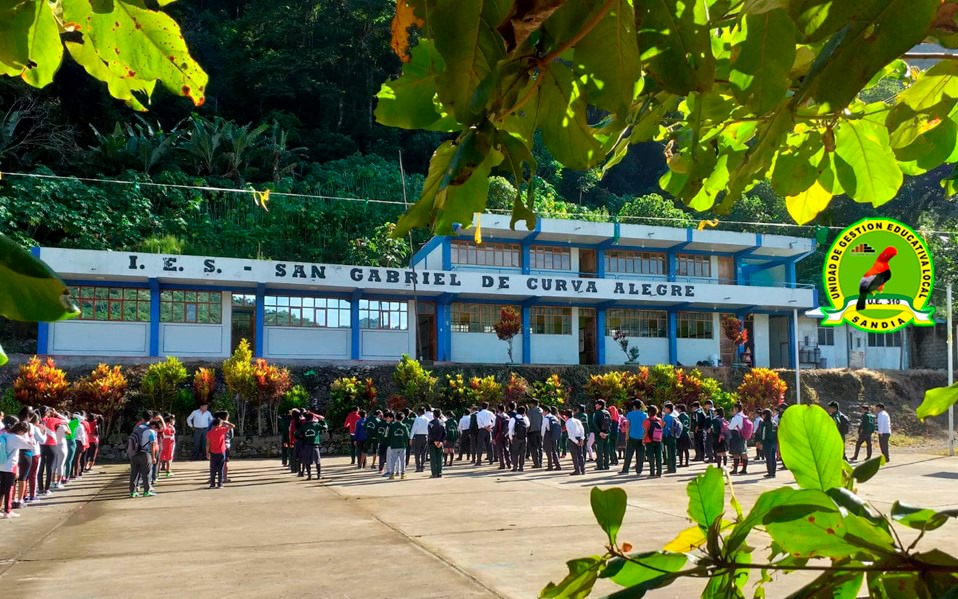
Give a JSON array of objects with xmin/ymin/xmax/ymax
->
[{"xmin": 35, "ymin": 214, "xmax": 827, "ymax": 368}]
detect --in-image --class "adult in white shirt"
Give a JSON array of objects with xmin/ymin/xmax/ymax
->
[
  {"xmin": 564, "ymin": 410, "xmax": 586, "ymax": 475},
  {"xmin": 727, "ymin": 404, "xmax": 749, "ymax": 475},
  {"xmin": 187, "ymin": 404, "xmax": 214, "ymax": 460},
  {"xmin": 875, "ymin": 403, "xmax": 892, "ymax": 462},
  {"xmin": 457, "ymin": 411, "xmax": 473, "ymax": 461},
  {"xmin": 508, "ymin": 407, "xmax": 531, "ymax": 472},
  {"xmin": 410, "ymin": 408, "xmax": 430, "ymax": 473},
  {"xmin": 474, "ymin": 403, "xmax": 495, "ymax": 465}
]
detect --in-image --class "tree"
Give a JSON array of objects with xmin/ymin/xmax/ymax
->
[
  {"xmin": 493, "ymin": 306, "xmax": 522, "ymax": 363},
  {"xmin": 347, "ymin": 222, "xmax": 411, "ymax": 267},
  {"xmin": 252, "ymin": 359, "xmax": 291, "ymax": 436},
  {"xmin": 193, "ymin": 368, "xmax": 217, "ymax": 407},
  {"xmin": 70, "ymin": 364, "xmax": 128, "ymax": 438},
  {"xmin": 14, "ymin": 355, "xmax": 68, "ymax": 407},
  {"xmin": 378, "ymin": 0, "xmax": 958, "ymax": 235},
  {"xmin": 141, "ymin": 356, "xmax": 188, "ymax": 413},
  {"xmin": 223, "ymin": 339, "xmax": 256, "ymax": 435},
  {"xmin": 737, "ymin": 368, "xmax": 788, "ymax": 413}
]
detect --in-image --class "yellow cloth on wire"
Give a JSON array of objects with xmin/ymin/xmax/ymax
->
[
  {"xmin": 253, "ymin": 189, "xmax": 270, "ymax": 211},
  {"xmin": 697, "ymin": 219, "xmax": 719, "ymax": 230},
  {"xmin": 474, "ymin": 213, "xmax": 482, "ymax": 244}
]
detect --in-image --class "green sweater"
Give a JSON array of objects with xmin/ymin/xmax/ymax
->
[
  {"xmin": 364, "ymin": 417, "xmax": 381, "ymax": 443},
  {"xmin": 386, "ymin": 421, "xmax": 410, "ymax": 449}
]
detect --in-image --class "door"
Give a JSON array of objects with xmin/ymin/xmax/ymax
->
[
  {"xmin": 580, "ymin": 249, "xmax": 597, "ymax": 278},
  {"xmin": 417, "ymin": 301, "xmax": 437, "ymax": 361},
  {"xmin": 719, "ymin": 312, "xmax": 736, "ymax": 366},
  {"xmin": 579, "ymin": 308, "xmax": 597, "ymax": 365},
  {"xmin": 231, "ymin": 309, "xmax": 255, "ymax": 354},
  {"xmin": 717, "ymin": 256, "xmax": 735, "ymax": 284}
]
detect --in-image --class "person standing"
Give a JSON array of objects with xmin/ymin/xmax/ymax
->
[
  {"xmin": 592, "ymin": 400, "xmax": 611, "ymax": 471},
  {"xmin": 508, "ymin": 407, "xmax": 530, "ymax": 472},
  {"xmin": 409, "ymin": 407, "xmax": 429, "ymax": 473},
  {"xmin": 363, "ymin": 411, "xmax": 381, "ymax": 470},
  {"xmin": 851, "ymin": 404, "xmax": 876, "ymax": 462},
  {"xmin": 676, "ymin": 404, "xmax": 691, "ymax": 468},
  {"xmin": 344, "ymin": 406, "xmax": 361, "ymax": 465},
  {"xmin": 607, "ymin": 402, "xmax": 620, "ymax": 467},
  {"xmin": 427, "ymin": 412, "xmax": 446, "ymax": 478},
  {"xmin": 457, "ymin": 409, "xmax": 472, "ymax": 462},
  {"xmin": 703, "ymin": 400, "xmax": 716, "ymax": 463},
  {"xmin": 386, "ymin": 412, "xmax": 410, "ymax": 480},
  {"xmin": 187, "ymin": 403, "xmax": 213, "ymax": 461},
  {"xmin": 476, "ymin": 403, "xmax": 495, "ymax": 465},
  {"xmin": 691, "ymin": 402, "xmax": 706, "ymax": 462},
  {"xmin": 493, "ymin": 405, "xmax": 511, "ymax": 470},
  {"xmin": 564, "ymin": 409, "xmax": 586, "ymax": 475},
  {"xmin": 443, "ymin": 410, "xmax": 459, "ymax": 467},
  {"xmin": 128, "ymin": 413, "xmax": 156, "ymax": 497},
  {"xmin": 354, "ymin": 410, "xmax": 369, "ymax": 469},
  {"xmin": 642, "ymin": 405, "xmax": 664, "ymax": 478},
  {"xmin": 206, "ymin": 418, "xmax": 229, "ymax": 489},
  {"xmin": 574, "ymin": 405, "xmax": 592, "ymax": 462},
  {"xmin": 760, "ymin": 409, "xmax": 778, "ymax": 478},
  {"xmin": 662, "ymin": 403, "xmax": 678, "ymax": 474},
  {"xmin": 1, "ymin": 417, "xmax": 34, "ymax": 518},
  {"xmin": 875, "ymin": 403, "xmax": 891, "ymax": 462},
  {"xmin": 279, "ymin": 410, "xmax": 291, "ymax": 468},
  {"xmin": 620, "ymin": 400, "xmax": 647, "ymax": 475},
  {"xmin": 542, "ymin": 406, "xmax": 562, "ymax": 471},
  {"xmin": 728, "ymin": 403, "xmax": 749, "ymax": 475},
  {"xmin": 295, "ymin": 413, "xmax": 326, "ymax": 480},
  {"xmin": 827, "ymin": 401, "xmax": 851, "ymax": 460},
  {"xmin": 526, "ymin": 400, "xmax": 543, "ymax": 468}
]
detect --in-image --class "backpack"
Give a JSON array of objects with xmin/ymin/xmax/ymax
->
[
  {"xmin": 649, "ymin": 418, "xmax": 663, "ymax": 442},
  {"xmin": 597, "ymin": 410, "xmax": 611, "ymax": 434},
  {"xmin": 469, "ymin": 413, "xmax": 479, "ymax": 433},
  {"xmin": 549, "ymin": 415, "xmax": 562, "ymax": 440},
  {"xmin": 671, "ymin": 416, "xmax": 684, "ymax": 438},
  {"xmin": 126, "ymin": 427, "xmax": 147, "ymax": 458},
  {"xmin": 838, "ymin": 413, "xmax": 851, "ymax": 436},
  {"xmin": 717, "ymin": 419, "xmax": 729, "ymax": 443},
  {"xmin": 513, "ymin": 415, "xmax": 527, "ymax": 437},
  {"xmin": 741, "ymin": 417, "xmax": 754, "ymax": 441}
]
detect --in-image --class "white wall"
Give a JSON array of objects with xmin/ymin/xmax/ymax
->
[
  {"xmin": 450, "ymin": 332, "xmax": 521, "ymax": 364},
  {"xmin": 865, "ymin": 347, "xmax": 905, "ymax": 370},
  {"xmin": 676, "ymin": 313, "xmax": 720, "ymax": 366},
  {"xmin": 752, "ymin": 314, "xmax": 769, "ymax": 368},
  {"xmin": 603, "ymin": 337, "xmax": 668, "ymax": 366},
  {"xmin": 160, "ymin": 323, "xmax": 228, "ymax": 357},
  {"xmin": 360, "ymin": 330, "xmax": 414, "ymax": 360},
  {"xmin": 264, "ymin": 327, "xmax": 350, "ymax": 359},
  {"xmin": 50, "ymin": 321, "xmax": 149, "ymax": 356},
  {"xmin": 531, "ymin": 333, "xmax": 579, "ymax": 364}
]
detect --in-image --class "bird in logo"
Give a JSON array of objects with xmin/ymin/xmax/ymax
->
[{"xmin": 856, "ymin": 246, "xmax": 898, "ymax": 311}]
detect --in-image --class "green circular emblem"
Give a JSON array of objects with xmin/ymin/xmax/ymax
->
[{"xmin": 821, "ymin": 218, "xmax": 936, "ymax": 333}]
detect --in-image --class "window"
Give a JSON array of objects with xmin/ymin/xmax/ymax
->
[
  {"xmin": 604, "ymin": 251, "xmax": 666, "ymax": 276},
  {"xmin": 531, "ymin": 307, "xmax": 572, "ymax": 335},
  {"xmin": 71, "ymin": 286, "xmax": 150, "ymax": 322},
  {"xmin": 677, "ymin": 312, "xmax": 713, "ymax": 339},
  {"xmin": 818, "ymin": 326, "xmax": 835, "ymax": 346},
  {"xmin": 450, "ymin": 240, "xmax": 520, "ymax": 267},
  {"xmin": 160, "ymin": 290, "xmax": 223, "ymax": 324},
  {"xmin": 232, "ymin": 294, "xmax": 256, "ymax": 307},
  {"xmin": 676, "ymin": 254, "xmax": 711, "ymax": 278},
  {"xmin": 867, "ymin": 331, "xmax": 903, "ymax": 348},
  {"xmin": 359, "ymin": 300, "xmax": 408, "ymax": 330},
  {"xmin": 606, "ymin": 309, "xmax": 667, "ymax": 338},
  {"xmin": 264, "ymin": 296, "xmax": 350, "ymax": 328},
  {"xmin": 451, "ymin": 303, "xmax": 518, "ymax": 333},
  {"xmin": 529, "ymin": 246, "xmax": 571, "ymax": 271}
]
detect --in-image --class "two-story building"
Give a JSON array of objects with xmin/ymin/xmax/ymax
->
[{"xmin": 34, "ymin": 214, "xmax": 818, "ymax": 367}]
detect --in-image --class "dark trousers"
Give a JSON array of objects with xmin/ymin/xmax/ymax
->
[
  {"xmin": 694, "ymin": 430, "xmax": 706, "ymax": 461},
  {"xmin": 608, "ymin": 426, "xmax": 619, "ymax": 465},
  {"xmin": 458, "ymin": 433, "xmax": 471, "ymax": 460},
  {"xmin": 646, "ymin": 441, "xmax": 663, "ymax": 476},
  {"xmin": 569, "ymin": 440, "xmax": 585, "ymax": 474},
  {"xmin": 430, "ymin": 445, "xmax": 443, "ymax": 477},
  {"xmin": 622, "ymin": 438, "xmax": 646, "ymax": 474},
  {"xmin": 853, "ymin": 433, "xmax": 873, "ymax": 461},
  {"xmin": 705, "ymin": 432, "xmax": 715, "ymax": 461},
  {"xmin": 879, "ymin": 433, "xmax": 891, "ymax": 462},
  {"xmin": 192, "ymin": 427, "xmax": 208, "ymax": 460},
  {"xmin": 544, "ymin": 434, "xmax": 560, "ymax": 470},
  {"xmin": 495, "ymin": 436, "xmax": 511, "ymax": 468},
  {"xmin": 349, "ymin": 436, "xmax": 357, "ymax": 463},
  {"xmin": 0, "ymin": 471, "xmax": 15, "ymax": 513},
  {"xmin": 281, "ymin": 440, "xmax": 289, "ymax": 466},
  {"xmin": 475, "ymin": 430, "xmax": 493, "ymax": 464},
  {"xmin": 209, "ymin": 452, "xmax": 226, "ymax": 486},
  {"xmin": 527, "ymin": 431, "xmax": 542, "ymax": 467},
  {"xmin": 664, "ymin": 436, "xmax": 677, "ymax": 473},
  {"xmin": 378, "ymin": 443, "xmax": 388, "ymax": 471},
  {"xmin": 595, "ymin": 433, "xmax": 611, "ymax": 469},
  {"xmin": 129, "ymin": 453, "xmax": 152, "ymax": 493},
  {"xmin": 412, "ymin": 435, "xmax": 428, "ymax": 471},
  {"xmin": 39, "ymin": 445, "xmax": 55, "ymax": 492},
  {"xmin": 510, "ymin": 437, "xmax": 527, "ymax": 471},
  {"xmin": 765, "ymin": 440, "xmax": 778, "ymax": 476},
  {"xmin": 290, "ymin": 440, "xmax": 301, "ymax": 474}
]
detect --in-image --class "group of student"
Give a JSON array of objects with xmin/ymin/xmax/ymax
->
[{"xmin": 0, "ymin": 406, "xmax": 103, "ymax": 519}]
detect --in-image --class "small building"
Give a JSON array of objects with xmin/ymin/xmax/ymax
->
[{"xmin": 35, "ymin": 214, "xmax": 817, "ymax": 366}]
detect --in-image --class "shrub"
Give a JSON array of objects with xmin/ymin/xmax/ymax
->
[
  {"xmin": 737, "ymin": 368, "xmax": 787, "ymax": 412},
  {"xmin": 392, "ymin": 354, "xmax": 437, "ymax": 406},
  {"xmin": 70, "ymin": 364, "xmax": 128, "ymax": 437},
  {"xmin": 470, "ymin": 375, "xmax": 502, "ymax": 406},
  {"xmin": 386, "ymin": 394, "xmax": 407, "ymax": 413},
  {"xmin": 328, "ymin": 376, "xmax": 378, "ymax": 429},
  {"xmin": 611, "ymin": 330, "xmax": 640, "ymax": 363},
  {"xmin": 193, "ymin": 367, "xmax": 216, "ymax": 406},
  {"xmin": 14, "ymin": 356, "xmax": 69, "ymax": 408},
  {"xmin": 279, "ymin": 384, "xmax": 310, "ymax": 414},
  {"xmin": 585, "ymin": 372, "xmax": 630, "ymax": 405},
  {"xmin": 493, "ymin": 306, "xmax": 522, "ymax": 363},
  {"xmin": 141, "ymin": 356, "xmax": 188, "ymax": 413},
  {"xmin": 444, "ymin": 373, "xmax": 474, "ymax": 413},
  {"xmin": 0, "ymin": 389, "xmax": 23, "ymax": 417},
  {"xmin": 503, "ymin": 372, "xmax": 531, "ymax": 403},
  {"xmin": 532, "ymin": 373, "xmax": 568, "ymax": 407},
  {"xmin": 223, "ymin": 339, "xmax": 256, "ymax": 434},
  {"xmin": 700, "ymin": 377, "xmax": 737, "ymax": 413},
  {"xmin": 253, "ymin": 359, "xmax": 292, "ymax": 435}
]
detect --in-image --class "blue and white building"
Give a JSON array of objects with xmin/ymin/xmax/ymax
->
[{"xmin": 35, "ymin": 214, "xmax": 820, "ymax": 367}]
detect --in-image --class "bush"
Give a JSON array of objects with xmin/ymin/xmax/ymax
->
[
  {"xmin": 503, "ymin": 372, "xmax": 531, "ymax": 403},
  {"xmin": 223, "ymin": 339, "xmax": 256, "ymax": 434},
  {"xmin": 443, "ymin": 373, "xmax": 474, "ymax": 414},
  {"xmin": 14, "ymin": 356, "xmax": 69, "ymax": 408},
  {"xmin": 584, "ymin": 372, "xmax": 630, "ymax": 405},
  {"xmin": 279, "ymin": 384, "xmax": 310, "ymax": 414},
  {"xmin": 328, "ymin": 376, "xmax": 378, "ymax": 429},
  {"xmin": 393, "ymin": 354, "xmax": 437, "ymax": 406},
  {"xmin": 738, "ymin": 368, "xmax": 787, "ymax": 412},
  {"xmin": 193, "ymin": 367, "xmax": 216, "ymax": 406},
  {"xmin": 141, "ymin": 356, "xmax": 188, "ymax": 413},
  {"xmin": 470, "ymin": 375, "xmax": 502, "ymax": 406},
  {"xmin": 253, "ymin": 358, "xmax": 292, "ymax": 435},
  {"xmin": 532, "ymin": 373, "xmax": 568, "ymax": 407},
  {"xmin": 0, "ymin": 389, "xmax": 22, "ymax": 417},
  {"xmin": 70, "ymin": 364, "xmax": 128, "ymax": 438}
]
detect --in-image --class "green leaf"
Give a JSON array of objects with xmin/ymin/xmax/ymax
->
[
  {"xmin": 787, "ymin": 0, "xmax": 859, "ymax": 43},
  {"xmin": 540, "ymin": 556, "xmax": 605, "ymax": 599},
  {"xmin": 786, "ymin": 180, "xmax": 833, "ymax": 226},
  {"xmin": 572, "ymin": 0, "xmax": 640, "ymax": 118},
  {"xmin": 636, "ymin": 0, "xmax": 715, "ymax": 95},
  {"xmin": 0, "ymin": 0, "xmax": 38, "ymax": 75},
  {"xmin": 375, "ymin": 40, "xmax": 458, "ymax": 132},
  {"xmin": 591, "ymin": 487, "xmax": 627, "ymax": 545},
  {"xmin": 729, "ymin": 9, "xmax": 796, "ymax": 114},
  {"xmin": 721, "ymin": 104, "xmax": 794, "ymax": 211},
  {"xmin": 887, "ymin": 58, "xmax": 958, "ymax": 149},
  {"xmin": 800, "ymin": 0, "xmax": 939, "ymax": 110},
  {"xmin": 771, "ymin": 131, "xmax": 825, "ymax": 196},
  {"xmin": 431, "ymin": 0, "xmax": 508, "ymax": 124},
  {"xmin": 868, "ymin": 572, "xmax": 924, "ymax": 599},
  {"xmin": 766, "ymin": 508, "xmax": 863, "ymax": 559},
  {"xmin": 662, "ymin": 524, "xmax": 707, "ymax": 553},
  {"xmin": 495, "ymin": 130, "xmax": 537, "ymax": 231},
  {"xmin": 62, "ymin": 0, "xmax": 208, "ymax": 106},
  {"xmin": 14, "ymin": 0, "xmax": 63, "ymax": 87},
  {"xmin": 600, "ymin": 551, "xmax": 687, "ymax": 587},
  {"xmin": 895, "ymin": 118, "xmax": 958, "ymax": 176},
  {"xmin": 826, "ymin": 488, "xmax": 884, "ymax": 527},
  {"xmin": 726, "ymin": 486, "xmax": 800, "ymax": 553},
  {"xmin": 851, "ymin": 455, "xmax": 885, "ymax": 484},
  {"xmin": 64, "ymin": 39, "xmax": 154, "ymax": 111},
  {"xmin": 833, "ymin": 118, "xmax": 903, "ymax": 207},
  {"xmin": 891, "ymin": 501, "xmax": 958, "ymax": 531},
  {"xmin": 538, "ymin": 63, "xmax": 603, "ymax": 170},
  {"xmin": 778, "ymin": 405, "xmax": 844, "ymax": 491},
  {"xmin": 497, "ymin": 0, "xmax": 567, "ymax": 52},
  {"xmin": 783, "ymin": 569, "xmax": 864, "ymax": 599},
  {"xmin": 0, "ymin": 342, "xmax": 6, "ymax": 366},
  {"xmin": 917, "ymin": 381, "xmax": 958, "ymax": 421},
  {"xmin": 686, "ymin": 466, "xmax": 724, "ymax": 530},
  {"xmin": 0, "ymin": 234, "xmax": 80, "ymax": 324}
]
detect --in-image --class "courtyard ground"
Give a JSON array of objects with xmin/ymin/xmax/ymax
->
[{"xmin": 0, "ymin": 452, "xmax": 956, "ymax": 598}]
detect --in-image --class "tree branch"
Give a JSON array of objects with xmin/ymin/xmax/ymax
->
[{"xmin": 903, "ymin": 52, "xmax": 958, "ymax": 61}]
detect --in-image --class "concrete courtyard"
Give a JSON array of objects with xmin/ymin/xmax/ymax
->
[{"xmin": 1, "ymin": 452, "xmax": 956, "ymax": 598}]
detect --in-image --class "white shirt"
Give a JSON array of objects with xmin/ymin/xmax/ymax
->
[
  {"xmin": 507, "ymin": 415, "xmax": 530, "ymax": 439},
  {"xmin": 458, "ymin": 415, "xmax": 471, "ymax": 432},
  {"xmin": 187, "ymin": 409, "xmax": 214, "ymax": 430},
  {"xmin": 565, "ymin": 417, "xmax": 585, "ymax": 442},
  {"xmin": 410, "ymin": 415, "xmax": 430, "ymax": 436},
  {"xmin": 0, "ymin": 432, "xmax": 33, "ymax": 472},
  {"xmin": 541, "ymin": 415, "xmax": 555, "ymax": 437},
  {"xmin": 477, "ymin": 409, "xmax": 495, "ymax": 430},
  {"xmin": 74, "ymin": 421, "xmax": 88, "ymax": 445},
  {"xmin": 30, "ymin": 424, "xmax": 44, "ymax": 453},
  {"xmin": 728, "ymin": 413, "xmax": 744, "ymax": 431},
  {"xmin": 877, "ymin": 410, "xmax": 891, "ymax": 435}
]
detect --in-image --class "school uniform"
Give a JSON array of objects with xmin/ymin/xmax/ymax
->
[
  {"xmin": 591, "ymin": 409, "xmax": 612, "ymax": 470},
  {"xmin": 728, "ymin": 413, "xmax": 746, "ymax": 456},
  {"xmin": 376, "ymin": 419, "xmax": 390, "ymax": 472},
  {"xmin": 621, "ymin": 409, "xmax": 647, "ymax": 475},
  {"xmin": 409, "ymin": 414, "xmax": 429, "ymax": 472},
  {"xmin": 662, "ymin": 412, "xmax": 677, "ymax": 473},
  {"xmin": 692, "ymin": 409, "xmax": 707, "ymax": 462},
  {"xmin": 385, "ymin": 420, "xmax": 410, "ymax": 477},
  {"xmin": 565, "ymin": 416, "xmax": 586, "ymax": 475},
  {"xmin": 457, "ymin": 414, "xmax": 472, "ymax": 460},
  {"xmin": 443, "ymin": 418, "xmax": 459, "ymax": 464},
  {"xmin": 296, "ymin": 420, "xmax": 326, "ymax": 479},
  {"xmin": 526, "ymin": 406, "xmax": 543, "ymax": 468},
  {"xmin": 493, "ymin": 413, "xmax": 511, "ymax": 469},
  {"xmin": 542, "ymin": 414, "xmax": 562, "ymax": 471},
  {"xmin": 427, "ymin": 418, "xmax": 446, "ymax": 477},
  {"xmin": 643, "ymin": 417, "xmax": 664, "ymax": 477},
  {"xmin": 476, "ymin": 409, "xmax": 496, "ymax": 464},
  {"xmin": 761, "ymin": 417, "xmax": 778, "ymax": 477},
  {"xmin": 852, "ymin": 412, "xmax": 876, "ymax": 461},
  {"xmin": 607, "ymin": 406, "xmax": 620, "ymax": 466},
  {"xmin": 677, "ymin": 411, "xmax": 692, "ymax": 467},
  {"xmin": 508, "ymin": 415, "xmax": 530, "ymax": 471},
  {"xmin": 876, "ymin": 410, "xmax": 891, "ymax": 462}
]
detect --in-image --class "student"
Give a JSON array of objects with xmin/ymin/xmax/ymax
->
[
  {"xmin": 128, "ymin": 414, "xmax": 157, "ymax": 497},
  {"xmin": 296, "ymin": 413, "xmax": 327, "ymax": 480},
  {"xmin": 760, "ymin": 409, "xmax": 778, "ymax": 478},
  {"xmin": 676, "ymin": 404, "xmax": 691, "ymax": 468},
  {"xmin": 53, "ymin": 414, "xmax": 70, "ymax": 489},
  {"xmin": 494, "ymin": 405, "xmax": 511, "ymax": 470},
  {"xmin": 508, "ymin": 406, "xmax": 530, "ymax": 472},
  {"xmin": 344, "ymin": 406, "xmax": 361, "ymax": 465},
  {"xmin": 380, "ymin": 412, "xmax": 396, "ymax": 476},
  {"xmin": 213, "ymin": 412, "xmax": 234, "ymax": 483},
  {"xmin": 427, "ymin": 411, "xmax": 446, "ymax": 478},
  {"xmin": 727, "ymin": 403, "xmax": 749, "ymax": 475},
  {"xmin": 526, "ymin": 399, "xmax": 543, "ymax": 469},
  {"xmin": 355, "ymin": 410, "xmax": 369, "ymax": 470},
  {"xmin": 1, "ymin": 417, "xmax": 34, "ymax": 518},
  {"xmin": 607, "ymin": 402, "xmax": 620, "ymax": 467},
  {"xmin": 279, "ymin": 410, "xmax": 291, "ymax": 468},
  {"xmin": 751, "ymin": 409, "xmax": 764, "ymax": 461},
  {"xmin": 363, "ymin": 411, "xmax": 380, "ymax": 469},
  {"xmin": 12, "ymin": 408, "xmax": 37, "ymax": 510},
  {"xmin": 38, "ymin": 407, "xmax": 60, "ymax": 494},
  {"xmin": 642, "ymin": 405, "xmax": 664, "ymax": 478},
  {"xmin": 703, "ymin": 400, "xmax": 716, "ymax": 463},
  {"xmin": 409, "ymin": 407, "xmax": 429, "ymax": 473},
  {"xmin": 476, "ymin": 403, "xmax": 496, "ymax": 465},
  {"xmin": 564, "ymin": 409, "xmax": 586, "ymax": 475},
  {"xmin": 662, "ymin": 403, "xmax": 678, "ymax": 474},
  {"xmin": 575, "ymin": 404, "xmax": 592, "ymax": 462},
  {"xmin": 827, "ymin": 401, "xmax": 850, "ymax": 461},
  {"xmin": 206, "ymin": 418, "xmax": 228, "ymax": 489},
  {"xmin": 84, "ymin": 413, "xmax": 101, "ymax": 472},
  {"xmin": 592, "ymin": 400, "xmax": 611, "ymax": 471},
  {"xmin": 385, "ymin": 412, "xmax": 410, "ymax": 480},
  {"xmin": 159, "ymin": 414, "xmax": 176, "ymax": 477},
  {"xmin": 542, "ymin": 406, "xmax": 562, "ymax": 471},
  {"xmin": 620, "ymin": 400, "xmax": 647, "ymax": 475},
  {"xmin": 288, "ymin": 409, "xmax": 303, "ymax": 474},
  {"xmin": 691, "ymin": 402, "xmax": 706, "ymax": 462},
  {"xmin": 875, "ymin": 403, "xmax": 891, "ymax": 462},
  {"xmin": 711, "ymin": 407, "xmax": 728, "ymax": 468},
  {"xmin": 72, "ymin": 412, "xmax": 88, "ymax": 480},
  {"xmin": 851, "ymin": 404, "xmax": 876, "ymax": 462},
  {"xmin": 457, "ymin": 409, "xmax": 473, "ymax": 462},
  {"xmin": 443, "ymin": 410, "xmax": 459, "ymax": 467}
]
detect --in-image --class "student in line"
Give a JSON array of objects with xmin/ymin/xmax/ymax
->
[
  {"xmin": 1, "ymin": 416, "xmax": 35, "ymax": 518},
  {"xmin": 84, "ymin": 413, "xmax": 102, "ymax": 472},
  {"xmin": 542, "ymin": 406, "xmax": 562, "ymax": 471},
  {"xmin": 377, "ymin": 412, "xmax": 392, "ymax": 473},
  {"xmin": 643, "ymin": 405, "xmax": 664, "ymax": 478},
  {"xmin": 760, "ymin": 409, "xmax": 778, "ymax": 478},
  {"xmin": 592, "ymin": 400, "xmax": 612, "ymax": 471},
  {"xmin": 620, "ymin": 400, "xmax": 647, "ymax": 475},
  {"xmin": 675, "ymin": 403, "xmax": 691, "ymax": 468},
  {"xmin": 427, "ymin": 410, "xmax": 446, "ymax": 479},
  {"xmin": 385, "ymin": 412, "xmax": 410, "ymax": 480},
  {"xmin": 662, "ymin": 403, "xmax": 678, "ymax": 474},
  {"xmin": 363, "ymin": 410, "xmax": 381, "ymax": 470},
  {"xmin": 508, "ymin": 406, "xmax": 530, "ymax": 472},
  {"xmin": 727, "ymin": 403, "xmax": 749, "ymax": 475},
  {"xmin": 355, "ymin": 410, "xmax": 369, "ymax": 470},
  {"xmin": 443, "ymin": 410, "xmax": 459, "ymax": 467},
  {"xmin": 563, "ymin": 409, "xmax": 586, "ymax": 476},
  {"xmin": 875, "ymin": 403, "xmax": 891, "ymax": 462},
  {"xmin": 129, "ymin": 414, "xmax": 158, "ymax": 498},
  {"xmin": 296, "ymin": 412, "xmax": 327, "ymax": 480},
  {"xmin": 159, "ymin": 414, "xmax": 176, "ymax": 477},
  {"xmin": 851, "ymin": 404, "xmax": 876, "ymax": 462},
  {"xmin": 206, "ymin": 418, "xmax": 233, "ymax": 489},
  {"xmin": 344, "ymin": 406, "xmax": 361, "ymax": 466},
  {"xmin": 711, "ymin": 407, "xmax": 728, "ymax": 468}
]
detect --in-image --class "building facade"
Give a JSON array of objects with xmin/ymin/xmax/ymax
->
[{"xmin": 36, "ymin": 214, "xmax": 819, "ymax": 367}]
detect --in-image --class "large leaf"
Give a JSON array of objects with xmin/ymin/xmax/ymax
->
[
  {"xmin": 721, "ymin": 104, "xmax": 794, "ymax": 211},
  {"xmin": 591, "ymin": 487, "xmax": 627, "ymax": 545},
  {"xmin": 572, "ymin": 0, "xmax": 640, "ymax": 118},
  {"xmin": 850, "ymin": 456, "xmax": 885, "ymax": 484},
  {"xmin": 65, "ymin": 38, "xmax": 155, "ymax": 111},
  {"xmin": 375, "ymin": 40, "xmax": 458, "ymax": 132},
  {"xmin": 432, "ymin": 0, "xmax": 508, "ymax": 124},
  {"xmin": 787, "ymin": 0, "xmax": 860, "ymax": 43},
  {"xmin": 540, "ymin": 556, "xmax": 605, "ymax": 599},
  {"xmin": 495, "ymin": 130, "xmax": 537, "ymax": 231},
  {"xmin": 766, "ymin": 508, "xmax": 862, "ymax": 559},
  {"xmin": 800, "ymin": 0, "xmax": 939, "ymax": 110},
  {"xmin": 895, "ymin": 118, "xmax": 958, "ymax": 176},
  {"xmin": 62, "ymin": 0, "xmax": 208, "ymax": 106},
  {"xmin": 686, "ymin": 466, "xmax": 724, "ymax": 530},
  {"xmin": 886, "ymin": 60, "xmax": 958, "ymax": 149},
  {"xmin": 0, "ymin": 0, "xmax": 40, "ymax": 76},
  {"xmin": 5, "ymin": 0, "xmax": 64, "ymax": 87},
  {"xmin": 786, "ymin": 180, "xmax": 833, "ymax": 225},
  {"xmin": 538, "ymin": 63, "xmax": 604, "ymax": 170},
  {"xmin": 833, "ymin": 118, "xmax": 903, "ymax": 208},
  {"xmin": 783, "ymin": 570, "xmax": 864, "ymax": 599},
  {"xmin": 917, "ymin": 381, "xmax": 958, "ymax": 421},
  {"xmin": 726, "ymin": 486, "xmax": 799, "ymax": 553},
  {"xmin": 0, "ymin": 234, "xmax": 79, "ymax": 324},
  {"xmin": 662, "ymin": 525, "xmax": 707, "ymax": 553},
  {"xmin": 729, "ymin": 9, "xmax": 796, "ymax": 114},
  {"xmin": 497, "ymin": 0, "xmax": 567, "ymax": 52},
  {"xmin": 636, "ymin": 0, "xmax": 715, "ymax": 95},
  {"xmin": 779, "ymin": 405, "xmax": 844, "ymax": 491},
  {"xmin": 891, "ymin": 501, "xmax": 958, "ymax": 531},
  {"xmin": 390, "ymin": 0, "xmax": 425, "ymax": 63},
  {"xmin": 601, "ymin": 552, "xmax": 688, "ymax": 587}
]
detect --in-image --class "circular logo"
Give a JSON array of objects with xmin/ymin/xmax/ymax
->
[{"xmin": 821, "ymin": 218, "xmax": 935, "ymax": 333}]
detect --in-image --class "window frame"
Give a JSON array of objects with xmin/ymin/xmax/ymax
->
[
  {"xmin": 263, "ymin": 295, "xmax": 351, "ymax": 328},
  {"xmin": 606, "ymin": 309, "xmax": 667, "ymax": 338},
  {"xmin": 71, "ymin": 286, "xmax": 151, "ymax": 322},
  {"xmin": 531, "ymin": 306, "xmax": 572, "ymax": 335},
  {"xmin": 450, "ymin": 303, "xmax": 518, "ymax": 334},
  {"xmin": 450, "ymin": 240, "xmax": 521, "ymax": 268},
  {"xmin": 529, "ymin": 246, "xmax": 572, "ymax": 271},
  {"xmin": 160, "ymin": 290, "xmax": 223, "ymax": 324},
  {"xmin": 817, "ymin": 326, "xmax": 835, "ymax": 346},
  {"xmin": 359, "ymin": 300, "xmax": 409, "ymax": 330},
  {"xmin": 604, "ymin": 250, "xmax": 666, "ymax": 276},
  {"xmin": 675, "ymin": 254, "xmax": 712, "ymax": 279},
  {"xmin": 676, "ymin": 312, "xmax": 714, "ymax": 339},
  {"xmin": 867, "ymin": 331, "xmax": 903, "ymax": 348}
]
